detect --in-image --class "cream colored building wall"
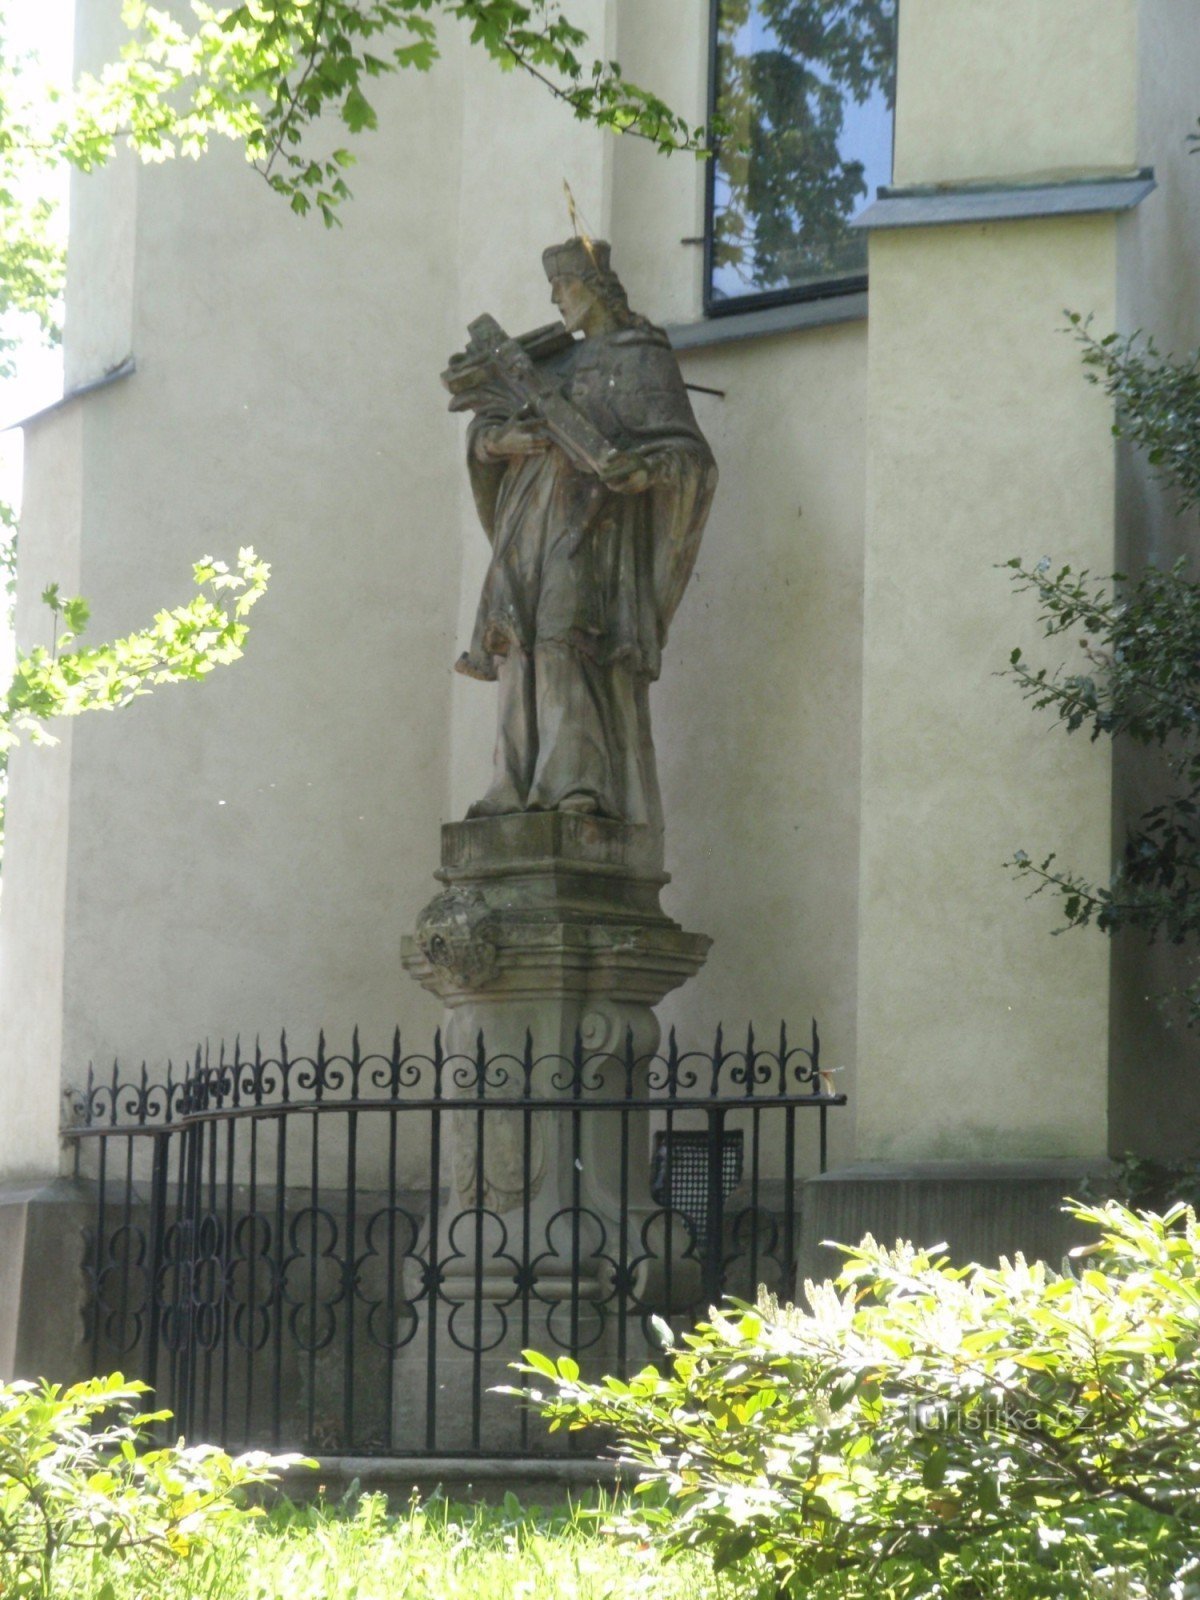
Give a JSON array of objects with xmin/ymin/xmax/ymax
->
[
  {"xmin": 0, "ymin": 0, "xmax": 130, "ymax": 1188},
  {"xmin": 1108, "ymin": 0, "xmax": 1200, "ymax": 1156},
  {"xmin": 607, "ymin": 0, "xmax": 709, "ymax": 325},
  {"xmin": 894, "ymin": 0, "xmax": 1138, "ymax": 186},
  {"xmin": 856, "ymin": 217, "xmax": 1117, "ymax": 1160},
  {"xmin": 2, "ymin": 10, "xmax": 482, "ymax": 1190},
  {"xmin": 61, "ymin": 3, "xmax": 138, "ymax": 387},
  {"xmin": 853, "ymin": 0, "xmax": 1145, "ymax": 1162},
  {"xmin": 651, "ymin": 322, "xmax": 867, "ymax": 1173}
]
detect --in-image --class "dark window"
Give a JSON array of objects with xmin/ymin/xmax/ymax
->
[{"xmin": 706, "ymin": 0, "xmax": 897, "ymax": 315}]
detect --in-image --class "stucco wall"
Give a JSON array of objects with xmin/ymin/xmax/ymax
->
[
  {"xmin": 856, "ymin": 215, "xmax": 1118, "ymax": 1161},
  {"xmin": 850, "ymin": 0, "xmax": 1148, "ymax": 1163},
  {"xmin": 652, "ymin": 321, "xmax": 866, "ymax": 1176},
  {"xmin": 608, "ymin": 0, "xmax": 709, "ymax": 327},
  {"xmin": 894, "ymin": 0, "xmax": 1138, "ymax": 186},
  {"xmin": 35, "ymin": 10, "xmax": 475, "ymax": 1190}
]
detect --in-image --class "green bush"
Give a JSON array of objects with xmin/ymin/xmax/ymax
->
[
  {"xmin": 518, "ymin": 1201, "xmax": 1200, "ymax": 1600},
  {"xmin": 0, "ymin": 1373, "xmax": 307, "ymax": 1599}
]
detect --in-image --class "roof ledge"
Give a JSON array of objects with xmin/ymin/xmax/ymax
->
[{"xmin": 5, "ymin": 356, "xmax": 136, "ymax": 433}]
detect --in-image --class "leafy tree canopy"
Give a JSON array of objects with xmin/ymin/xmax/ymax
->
[
  {"xmin": 0, "ymin": 550, "xmax": 270, "ymax": 862},
  {"xmin": 0, "ymin": 21, "xmax": 64, "ymax": 365},
  {"xmin": 3, "ymin": 548, "xmax": 270, "ymax": 756},
  {"xmin": 13, "ymin": 1, "xmax": 707, "ymax": 232}
]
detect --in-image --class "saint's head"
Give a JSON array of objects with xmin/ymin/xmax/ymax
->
[{"xmin": 543, "ymin": 238, "xmax": 642, "ymax": 336}]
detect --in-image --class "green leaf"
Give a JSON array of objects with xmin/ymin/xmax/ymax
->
[
  {"xmin": 521, "ymin": 1349, "xmax": 558, "ymax": 1379},
  {"xmin": 341, "ymin": 85, "xmax": 377, "ymax": 133},
  {"xmin": 62, "ymin": 596, "xmax": 91, "ymax": 634}
]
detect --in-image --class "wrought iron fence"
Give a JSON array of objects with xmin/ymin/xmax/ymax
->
[{"xmin": 63, "ymin": 1023, "xmax": 844, "ymax": 1458}]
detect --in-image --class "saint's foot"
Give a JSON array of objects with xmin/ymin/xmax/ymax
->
[
  {"xmin": 557, "ymin": 792, "xmax": 601, "ymax": 815},
  {"xmin": 454, "ymin": 650, "xmax": 496, "ymax": 682},
  {"xmin": 466, "ymin": 792, "xmax": 523, "ymax": 819}
]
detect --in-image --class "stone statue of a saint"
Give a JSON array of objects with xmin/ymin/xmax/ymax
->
[{"xmin": 443, "ymin": 239, "xmax": 717, "ymax": 835}]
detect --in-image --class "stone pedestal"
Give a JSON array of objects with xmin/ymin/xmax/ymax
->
[
  {"xmin": 396, "ymin": 813, "xmax": 710, "ymax": 1451},
  {"xmin": 403, "ymin": 813, "xmax": 709, "ymax": 1024}
]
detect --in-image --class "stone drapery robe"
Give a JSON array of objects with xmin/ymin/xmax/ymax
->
[{"xmin": 459, "ymin": 325, "xmax": 717, "ymax": 831}]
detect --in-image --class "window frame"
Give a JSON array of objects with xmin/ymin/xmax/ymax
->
[{"xmin": 702, "ymin": 0, "xmax": 891, "ymax": 320}]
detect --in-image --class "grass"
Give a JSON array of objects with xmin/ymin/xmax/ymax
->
[{"xmin": 54, "ymin": 1487, "xmax": 756, "ymax": 1600}]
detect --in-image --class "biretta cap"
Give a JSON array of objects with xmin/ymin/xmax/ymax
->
[{"xmin": 542, "ymin": 237, "xmax": 612, "ymax": 281}]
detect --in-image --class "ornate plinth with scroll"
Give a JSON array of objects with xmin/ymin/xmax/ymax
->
[{"xmin": 395, "ymin": 813, "xmax": 710, "ymax": 1450}]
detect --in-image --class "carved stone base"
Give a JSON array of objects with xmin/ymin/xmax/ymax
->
[
  {"xmin": 395, "ymin": 814, "xmax": 710, "ymax": 1450},
  {"xmin": 403, "ymin": 812, "xmax": 709, "ymax": 1018}
]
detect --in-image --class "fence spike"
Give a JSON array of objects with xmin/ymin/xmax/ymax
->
[
  {"xmin": 316, "ymin": 1028, "xmax": 328, "ymax": 1099},
  {"xmin": 666, "ymin": 1025, "xmax": 680, "ymax": 1096}
]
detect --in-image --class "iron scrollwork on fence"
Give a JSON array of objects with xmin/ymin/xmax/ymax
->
[{"xmin": 63, "ymin": 1023, "xmax": 844, "ymax": 1458}]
